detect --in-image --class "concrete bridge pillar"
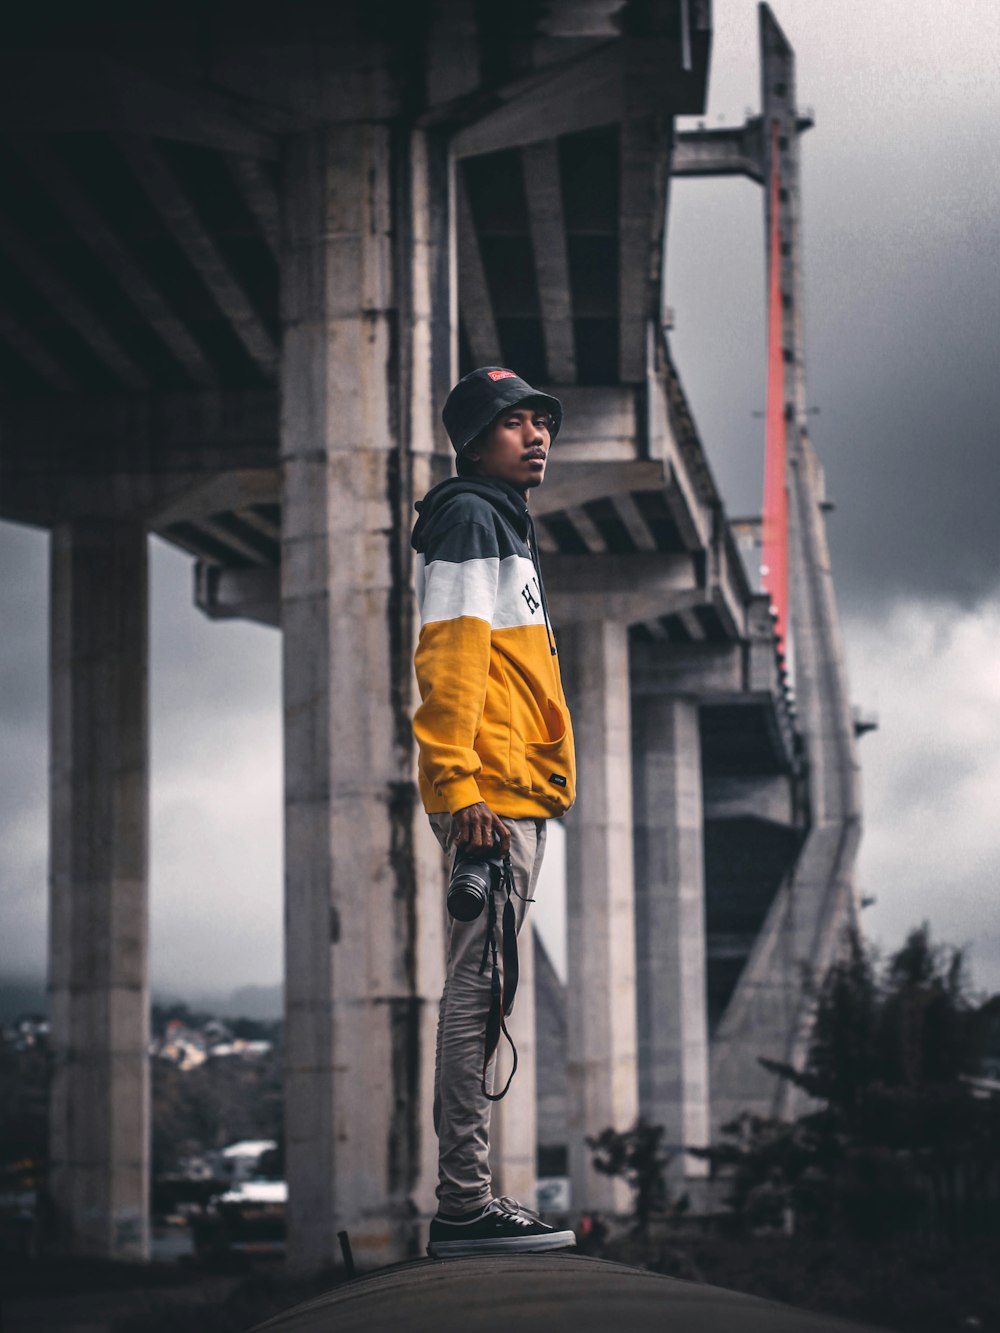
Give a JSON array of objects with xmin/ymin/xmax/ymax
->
[
  {"xmin": 631, "ymin": 691, "xmax": 710, "ymax": 1180},
  {"xmin": 48, "ymin": 520, "xmax": 150, "ymax": 1260},
  {"xmin": 279, "ymin": 123, "xmax": 449, "ymax": 1270},
  {"xmin": 560, "ymin": 619, "xmax": 638, "ymax": 1213}
]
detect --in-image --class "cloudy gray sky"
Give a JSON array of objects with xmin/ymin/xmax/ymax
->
[{"xmin": 2, "ymin": 0, "xmax": 999, "ymax": 1002}]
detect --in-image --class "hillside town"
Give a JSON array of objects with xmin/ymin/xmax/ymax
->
[{"xmin": 1, "ymin": 1003, "xmax": 285, "ymax": 1263}]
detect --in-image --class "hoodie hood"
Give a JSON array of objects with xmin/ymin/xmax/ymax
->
[{"xmin": 411, "ymin": 475, "xmax": 530, "ymax": 554}]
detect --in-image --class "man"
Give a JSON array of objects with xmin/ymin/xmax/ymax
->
[{"xmin": 412, "ymin": 366, "xmax": 577, "ymax": 1256}]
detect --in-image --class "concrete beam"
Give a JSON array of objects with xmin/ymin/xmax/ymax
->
[
  {"xmin": 0, "ymin": 391, "xmax": 277, "ymax": 526},
  {"xmin": 540, "ymin": 386, "xmax": 643, "ymax": 466},
  {"xmin": 48, "ymin": 520, "xmax": 149, "ymax": 1260},
  {"xmin": 634, "ymin": 636, "xmax": 799, "ymax": 781},
  {"xmin": 531, "ymin": 462, "xmax": 664, "ymax": 518},
  {"xmin": 523, "ymin": 140, "xmax": 576, "ymax": 383},
  {"xmin": 619, "ymin": 116, "xmax": 666, "ymax": 383},
  {"xmin": 450, "ymin": 39, "xmax": 679, "ymax": 159},
  {"xmin": 703, "ymin": 772, "xmax": 797, "ymax": 826},
  {"xmin": 675, "ymin": 608, "xmax": 706, "ymax": 642},
  {"xmin": 425, "ymin": 0, "xmax": 482, "ymax": 106},
  {"xmin": 456, "ymin": 170, "xmax": 502, "ymax": 367},
  {"xmin": 632, "ymin": 637, "xmax": 741, "ymax": 696},
  {"xmin": 611, "ymin": 491, "xmax": 658, "ymax": 552},
  {"xmin": 671, "ymin": 121, "xmax": 765, "ymax": 183},
  {"xmin": 226, "ymin": 154, "xmax": 282, "ymax": 261},
  {"xmin": 196, "ymin": 514, "xmax": 274, "ymax": 565},
  {"xmin": 639, "ymin": 616, "xmax": 669, "ymax": 641},
  {"xmin": 533, "ymin": 519, "xmax": 559, "ymax": 555},
  {"xmin": 116, "ymin": 134, "xmax": 279, "ymax": 379},
  {"xmin": 0, "ymin": 52, "xmax": 282, "ymax": 157},
  {"xmin": 0, "ymin": 210, "xmax": 149, "ymax": 390},
  {"xmin": 195, "ymin": 563, "xmax": 279, "ymax": 628},
  {"xmin": 150, "ymin": 470, "xmax": 279, "ymax": 530},
  {"xmin": 565, "ymin": 506, "xmax": 608, "ymax": 554},
  {"xmin": 451, "ymin": 44, "xmax": 625, "ymax": 158},
  {"xmin": 235, "ymin": 505, "xmax": 281, "ymax": 544},
  {"xmin": 0, "ymin": 309, "xmax": 77, "ymax": 391},
  {"xmin": 545, "ymin": 551, "xmax": 699, "ymax": 624},
  {"xmin": 715, "ymin": 508, "xmax": 756, "ymax": 629},
  {"xmin": 206, "ymin": 42, "xmax": 402, "ymax": 129},
  {"xmin": 560, "ymin": 620, "xmax": 638, "ymax": 1213},
  {"xmin": 11, "ymin": 135, "xmax": 219, "ymax": 388},
  {"xmin": 646, "ymin": 368, "xmax": 711, "ymax": 551}
]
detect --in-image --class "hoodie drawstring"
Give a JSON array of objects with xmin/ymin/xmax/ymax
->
[{"xmin": 525, "ymin": 509, "xmax": 557, "ymax": 656}]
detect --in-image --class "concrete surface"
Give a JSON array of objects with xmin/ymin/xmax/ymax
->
[
  {"xmin": 48, "ymin": 519, "xmax": 150, "ymax": 1261},
  {"xmin": 279, "ymin": 123, "xmax": 447, "ymax": 1270},
  {"xmin": 250, "ymin": 1254, "xmax": 886, "ymax": 1333},
  {"xmin": 632, "ymin": 691, "xmax": 710, "ymax": 1179},
  {"xmin": 560, "ymin": 620, "xmax": 639, "ymax": 1213}
]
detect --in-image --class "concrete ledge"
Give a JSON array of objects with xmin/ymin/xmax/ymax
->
[{"xmin": 250, "ymin": 1253, "xmax": 885, "ymax": 1332}]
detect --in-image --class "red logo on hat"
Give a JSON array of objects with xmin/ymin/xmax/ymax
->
[{"xmin": 487, "ymin": 369, "xmax": 516, "ymax": 381}]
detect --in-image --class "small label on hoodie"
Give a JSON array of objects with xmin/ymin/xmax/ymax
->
[{"xmin": 549, "ymin": 774, "xmax": 567, "ymax": 788}]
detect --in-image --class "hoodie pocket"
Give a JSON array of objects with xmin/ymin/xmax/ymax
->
[{"xmin": 511, "ymin": 698, "xmax": 574, "ymax": 806}]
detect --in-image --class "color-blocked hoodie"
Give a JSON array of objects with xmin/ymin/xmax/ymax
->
[{"xmin": 411, "ymin": 475, "xmax": 576, "ymax": 819}]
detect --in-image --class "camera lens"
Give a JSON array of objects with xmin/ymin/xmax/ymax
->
[{"xmin": 447, "ymin": 863, "xmax": 493, "ymax": 921}]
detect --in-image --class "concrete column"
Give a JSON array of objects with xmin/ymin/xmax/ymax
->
[
  {"xmin": 631, "ymin": 693, "xmax": 710, "ymax": 1179},
  {"xmin": 280, "ymin": 124, "xmax": 448, "ymax": 1271},
  {"xmin": 489, "ymin": 927, "xmax": 537, "ymax": 1208},
  {"xmin": 48, "ymin": 520, "xmax": 149, "ymax": 1260},
  {"xmin": 560, "ymin": 620, "xmax": 638, "ymax": 1213}
]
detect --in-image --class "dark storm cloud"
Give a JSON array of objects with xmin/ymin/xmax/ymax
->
[
  {"xmin": 668, "ymin": 0, "xmax": 1000, "ymax": 616},
  {"xmin": 806, "ymin": 140, "xmax": 999, "ymax": 614}
]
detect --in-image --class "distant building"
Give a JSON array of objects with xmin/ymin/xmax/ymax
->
[
  {"xmin": 210, "ymin": 1140, "xmax": 279, "ymax": 1185},
  {"xmin": 3, "ymin": 1016, "xmax": 49, "ymax": 1052},
  {"xmin": 151, "ymin": 1017, "xmax": 272, "ymax": 1069}
]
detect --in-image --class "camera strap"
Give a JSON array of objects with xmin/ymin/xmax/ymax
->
[{"xmin": 479, "ymin": 853, "xmax": 521, "ymax": 1102}]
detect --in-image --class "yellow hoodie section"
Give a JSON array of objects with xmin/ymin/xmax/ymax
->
[
  {"xmin": 414, "ymin": 617, "xmax": 575, "ymax": 818},
  {"xmin": 412, "ymin": 534, "xmax": 576, "ymax": 820}
]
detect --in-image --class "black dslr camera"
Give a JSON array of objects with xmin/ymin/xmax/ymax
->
[{"xmin": 447, "ymin": 831, "xmax": 505, "ymax": 921}]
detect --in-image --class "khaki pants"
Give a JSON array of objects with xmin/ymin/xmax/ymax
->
[{"xmin": 428, "ymin": 812, "xmax": 547, "ymax": 1215}]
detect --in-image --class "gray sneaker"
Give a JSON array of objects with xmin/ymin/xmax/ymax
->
[{"xmin": 427, "ymin": 1197, "xmax": 576, "ymax": 1257}]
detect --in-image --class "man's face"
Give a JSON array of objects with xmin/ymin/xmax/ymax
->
[{"xmin": 463, "ymin": 403, "xmax": 553, "ymax": 494}]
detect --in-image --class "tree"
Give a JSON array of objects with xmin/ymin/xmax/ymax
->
[
  {"xmin": 586, "ymin": 1120, "xmax": 675, "ymax": 1234},
  {"xmin": 705, "ymin": 925, "xmax": 1000, "ymax": 1240},
  {"xmin": 0, "ymin": 1033, "xmax": 49, "ymax": 1189},
  {"xmin": 152, "ymin": 1048, "xmax": 284, "ymax": 1176}
]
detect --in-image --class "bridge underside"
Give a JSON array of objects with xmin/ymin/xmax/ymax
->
[{"xmin": 0, "ymin": 0, "xmax": 861, "ymax": 1264}]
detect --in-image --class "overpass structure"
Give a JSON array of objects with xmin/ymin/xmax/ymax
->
[{"xmin": 0, "ymin": 1, "xmax": 863, "ymax": 1267}]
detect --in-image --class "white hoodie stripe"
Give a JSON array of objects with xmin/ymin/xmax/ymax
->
[{"xmin": 416, "ymin": 552, "xmax": 546, "ymax": 631}]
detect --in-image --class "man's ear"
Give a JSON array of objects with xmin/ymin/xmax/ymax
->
[{"xmin": 464, "ymin": 448, "xmax": 481, "ymax": 463}]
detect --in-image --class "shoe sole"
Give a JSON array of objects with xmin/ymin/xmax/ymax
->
[{"xmin": 427, "ymin": 1231, "xmax": 576, "ymax": 1257}]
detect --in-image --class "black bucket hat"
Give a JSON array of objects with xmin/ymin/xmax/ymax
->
[{"xmin": 442, "ymin": 367, "xmax": 563, "ymax": 456}]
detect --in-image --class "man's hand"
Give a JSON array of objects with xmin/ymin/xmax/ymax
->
[{"xmin": 451, "ymin": 801, "xmax": 511, "ymax": 855}]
